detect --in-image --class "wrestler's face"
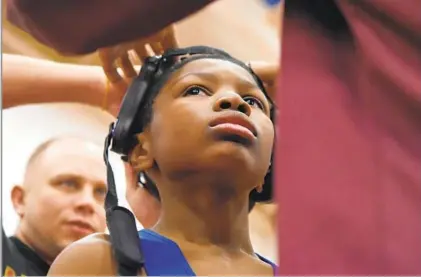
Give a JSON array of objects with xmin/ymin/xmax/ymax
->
[{"xmin": 131, "ymin": 58, "xmax": 274, "ymax": 198}]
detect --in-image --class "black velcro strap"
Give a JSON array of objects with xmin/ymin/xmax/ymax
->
[
  {"xmin": 104, "ymin": 124, "xmax": 118, "ymax": 210},
  {"xmin": 104, "ymin": 126, "xmax": 144, "ymax": 276},
  {"xmin": 163, "ymin": 46, "xmax": 230, "ymax": 59},
  {"xmin": 107, "ymin": 207, "xmax": 144, "ymax": 276}
]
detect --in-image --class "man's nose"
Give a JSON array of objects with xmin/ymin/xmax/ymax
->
[{"xmin": 74, "ymin": 185, "xmax": 97, "ymax": 215}]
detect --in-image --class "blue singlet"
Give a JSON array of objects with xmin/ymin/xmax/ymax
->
[{"xmin": 138, "ymin": 229, "xmax": 277, "ymax": 276}]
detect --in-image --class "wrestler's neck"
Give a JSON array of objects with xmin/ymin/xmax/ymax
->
[{"xmin": 153, "ymin": 178, "xmax": 254, "ymax": 255}]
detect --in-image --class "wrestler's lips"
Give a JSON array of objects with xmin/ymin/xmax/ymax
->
[{"xmin": 209, "ymin": 114, "xmax": 257, "ymax": 143}]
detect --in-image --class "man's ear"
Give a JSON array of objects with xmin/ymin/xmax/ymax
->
[
  {"xmin": 129, "ymin": 133, "xmax": 154, "ymax": 172},
  {"xmin": 11, "ymin": 185, "xmax": 26, "ymax": 218}
]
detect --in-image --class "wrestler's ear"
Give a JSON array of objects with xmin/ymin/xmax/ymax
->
[{"xmin": 129, "ymin": 133, "xmax": 154, "ymax": 172}]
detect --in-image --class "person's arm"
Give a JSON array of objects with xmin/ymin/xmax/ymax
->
[
  {"xmin": 6, "ymin": 0, "xmax": 214, "ymax": 55},
  {"xmin": 337, "ymin": 0, "xmax": 421, "ymax": 103},
  {"xmin": 278, "ymin": 0, "xmax": 421, "ymax": 274},
  {"xmin": 3, "ymin": 54, "xmax": 109, "ymax": 110}
]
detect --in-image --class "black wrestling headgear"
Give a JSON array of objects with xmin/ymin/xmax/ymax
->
[{"xmin": 103, "ymin": 46, "xmax": 276, "ymax": 275}]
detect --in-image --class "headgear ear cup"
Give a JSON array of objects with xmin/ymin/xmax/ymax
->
[{"xmin": 111, "ymin": 57, "xmax": 161, "ymax": 156}]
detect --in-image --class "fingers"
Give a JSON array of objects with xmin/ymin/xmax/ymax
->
[
  {"xmin": 119, "ymin": 52, "xmax": 138, "ymax": 79},
  {"xmin": 99, "ymin": 25, "xmax": 180, "ymax": 85},
  {"xmin": 99, "ymin": 49, "xmax": 123, "ymax": 83},
  {"xmin": 144, "ymin": 45, "xmax": 156, "ymax": 57},
  {"xmin": 134, "ymin": 45, "xmax": 150, "ymax": 64},
  {"xmin": 99, "ymin": 50, "xmax": 138, "ymax": 83},
  {"xmin": 161, "ymin": 26, "xmax": 179, "ymax": 50},
  {"xmin": 147, "ymin": 25, "xmax": 178, "ymax": 56},
  {"xmin": 150, "ymin": 41, "xmax": 164, "ymax": 55}
]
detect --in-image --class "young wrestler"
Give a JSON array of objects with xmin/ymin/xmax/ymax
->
[{"xmin": 48, "ymin": 47, "xmax": 276, "ymax": 276}]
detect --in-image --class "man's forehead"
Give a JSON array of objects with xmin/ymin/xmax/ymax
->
[
  {"xmin": 41, "ymin": 138, "xmax": 102, "ymax": 159},
  {"xmin": 25, "ymin": 138, "xmax": 105, "ymax": 179}
]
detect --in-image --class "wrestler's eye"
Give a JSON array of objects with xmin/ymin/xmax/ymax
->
[
  {"xmin": 244, "ymin": 96, "xmax": 265, "ymax": 110},
  {"xmin": 183, "ymin": 86, "xmax": 209, "ymax": 96}
]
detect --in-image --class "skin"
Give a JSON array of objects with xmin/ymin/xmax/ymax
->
[
  {"xmin": 12, "ymin": 138, "xmax": 107, "ymax": 264},
  {"xmin": 249, "ymin": 203, "xmax": 278, "ymax": 261},
  {"xmin": 2, "ymin": 54, "xmax": 123, "ymax": 114},
  {"xmin": 125, "ymin": 166, "xmax": 278, "ymax": 261},
  {"xmin": 48, "ymin": 58, "xmax": 275, "ymax": 276},
  {"xmin": 124, "ymin": 164, "xmax": 161, "ymax": 229},
  {"xmin": 176, "ymin": 0, "xmax": 280, "ymax": 62}
]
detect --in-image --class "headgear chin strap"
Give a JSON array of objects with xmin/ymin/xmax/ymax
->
[{"xmin": 103, "ymin": 46, "xmax": 276, "ymax": 275}]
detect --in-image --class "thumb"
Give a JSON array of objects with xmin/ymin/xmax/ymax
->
[{"xmin": 107, "ymin": 80, "xmax": 129, "ymax": 116}]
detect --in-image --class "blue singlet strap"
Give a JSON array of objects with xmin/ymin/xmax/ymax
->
[{"xmin": 138, "ymin": 229, "xmax": 196, "ymax": 276}]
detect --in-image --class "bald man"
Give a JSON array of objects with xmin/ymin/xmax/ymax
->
[{"xmin": 2, "ymin": 137, "xmax": 107, "ymax": 276}]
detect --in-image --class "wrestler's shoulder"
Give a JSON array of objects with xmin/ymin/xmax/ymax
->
[
  {"xmin": 69, "ymin": 232, "xmax": 113, "ymax": 250},
  {"xmin": 80, "ymin": 232, "xmax": 112, "ymax": 243},
  {"xmin": 48, "ymin": 232, "xmax": 116, "ymax": 276}
]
